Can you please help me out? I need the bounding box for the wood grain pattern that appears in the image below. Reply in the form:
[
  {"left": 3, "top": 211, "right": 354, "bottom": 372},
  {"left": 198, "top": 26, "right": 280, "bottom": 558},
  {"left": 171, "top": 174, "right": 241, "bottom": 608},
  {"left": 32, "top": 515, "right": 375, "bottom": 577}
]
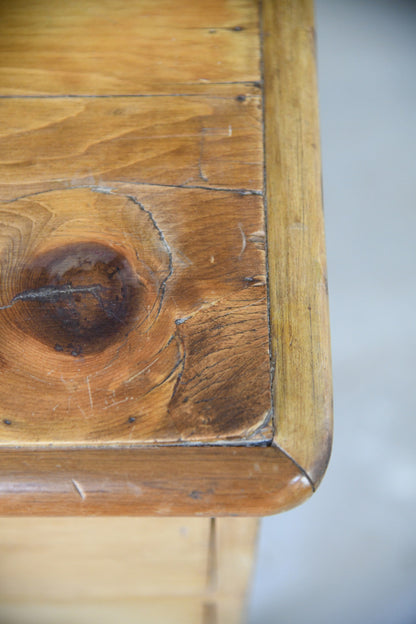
[
  {"left": 0, "top": 446, "right": 312, "bottom": 516},
  {"left": 0, "top": 517, "right": 258, "bottom": 624},
  {"left": 0, "top": 95, "right": 263, "bottom": 201},
  {"left": 0, "top": 184, "right": 271, "bottom": 445},
  {"left": 0, "top": 0, "right": 332, "bottom": 515},
  {"left": 0, "top": 518, "right": 211, "bottom": 598},
  {"left": 0, "top": 3, "right": 333, "bottom": 623},
  {"left": 0, "top": 0, "right": 260, "bottom": 95},
  {"left": 263, "top": 0, "right": 333, "bottom": 487}
]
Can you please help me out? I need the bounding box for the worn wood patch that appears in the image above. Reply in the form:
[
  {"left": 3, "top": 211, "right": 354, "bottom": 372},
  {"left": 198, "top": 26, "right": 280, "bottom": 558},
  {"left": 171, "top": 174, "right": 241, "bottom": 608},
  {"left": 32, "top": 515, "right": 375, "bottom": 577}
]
[
  {"left": 0, "top": 95, "right": 263, "bottom": 201},
  {"left": 0, "top": 185, "right": 271, "bottom": 445},
  {"left": 0, "top": 0, "right": 270, "bottom": 449}
]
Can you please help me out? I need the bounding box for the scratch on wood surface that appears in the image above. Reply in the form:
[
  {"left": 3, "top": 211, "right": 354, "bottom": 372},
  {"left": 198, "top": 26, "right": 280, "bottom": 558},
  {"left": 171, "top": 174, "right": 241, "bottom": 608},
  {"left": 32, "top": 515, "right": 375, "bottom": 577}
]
[
  {"left": 71, "top": 479, "right": 86, "bottom": 500},
  {"left": 86, "top": 376, "right": 93, "bottom": 412},
  {"left": 238, "top": 222, "right": 247, "bottom": 258},
  {"left": 77, "top": 403, "right": 87, "bottom": 419},
  {"left": 126, "top": 351, "right": 164, "bottom": 384},
  {"left": 198, "top": 128, "right": 209, "bottom": 182},
  {"left": 102, "top": 396, "right": 130, "bottom": 410},
  {"left": 248, "top": 230, "right": 265, "bottom": 249},
  {"left": 125, "top": 480, "right": 143, "bottom": 496}
]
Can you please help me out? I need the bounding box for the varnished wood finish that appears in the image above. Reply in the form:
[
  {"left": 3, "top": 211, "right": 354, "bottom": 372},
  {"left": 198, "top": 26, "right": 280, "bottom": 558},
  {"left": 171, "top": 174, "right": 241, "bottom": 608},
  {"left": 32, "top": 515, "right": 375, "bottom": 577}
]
[
  {"left": 263, "top": 0, "right": 333, "bottom": 486},
  {"left": 0, "top": 447, "right": 311, "bottom": 516},
  {"left": 0, "top": 0, "right": 332, "bottom": 515},
  {"left": 0, "top": 517, "right": 258, "bottom": 624},
  {"left": 0, "top": 96, "right": 263, "bottom": 200},
  {"left": 0, "top": 0, "right": 260, "bottom": 96},
  {"left": 0, "top": 186, "right": 271, "bottom": 445}
]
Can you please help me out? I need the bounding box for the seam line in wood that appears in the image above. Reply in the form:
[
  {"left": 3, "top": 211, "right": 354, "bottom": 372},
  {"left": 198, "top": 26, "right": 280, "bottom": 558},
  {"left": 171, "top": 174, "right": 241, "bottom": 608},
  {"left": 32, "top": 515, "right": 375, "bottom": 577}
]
[
  {"left": 259, "top": 0, "right": 276, "bottom": 441},
  {"left": 1, "top": 440, "right": 273, "bottom": 450},
  {"left": 0, "top": 184, "right": 263, "bottom": 205},
  {"left": 271, "top": 442, "right": 315, "bottom": 492},
  {"left": 0, "top": 85, "right": 262, "bottom": 99}
]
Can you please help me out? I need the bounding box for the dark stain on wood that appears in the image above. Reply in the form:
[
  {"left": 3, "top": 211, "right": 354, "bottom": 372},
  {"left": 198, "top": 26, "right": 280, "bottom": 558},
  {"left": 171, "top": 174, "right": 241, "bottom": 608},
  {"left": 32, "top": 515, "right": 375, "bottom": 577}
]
[
  {"left": 10, "top": 242, "right": 141, "bottom": 355},
  {"left": 0, "top": 185, "right": 272, "bottom": 446}
]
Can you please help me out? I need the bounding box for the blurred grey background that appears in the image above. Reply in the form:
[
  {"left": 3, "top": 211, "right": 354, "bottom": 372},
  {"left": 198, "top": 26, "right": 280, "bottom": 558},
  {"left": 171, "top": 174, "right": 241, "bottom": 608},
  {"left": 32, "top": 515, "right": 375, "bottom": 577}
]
[{"left": 249, "top": 1, "right": 416, "bottom": 622}]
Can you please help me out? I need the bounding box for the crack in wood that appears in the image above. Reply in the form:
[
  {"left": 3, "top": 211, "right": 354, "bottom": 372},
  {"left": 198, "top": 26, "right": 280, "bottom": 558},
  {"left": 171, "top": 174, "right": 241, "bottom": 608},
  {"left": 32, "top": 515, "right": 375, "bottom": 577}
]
[{"left": 0, "top": 283, "right": 105, "bottom": 310}]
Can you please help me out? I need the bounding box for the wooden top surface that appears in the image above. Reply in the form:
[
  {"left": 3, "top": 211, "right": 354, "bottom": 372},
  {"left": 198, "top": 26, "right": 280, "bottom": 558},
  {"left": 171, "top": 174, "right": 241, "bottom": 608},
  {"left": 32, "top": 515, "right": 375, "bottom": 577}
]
[{"left": 0, "top": 0, "right": 332, "bottom": 515}]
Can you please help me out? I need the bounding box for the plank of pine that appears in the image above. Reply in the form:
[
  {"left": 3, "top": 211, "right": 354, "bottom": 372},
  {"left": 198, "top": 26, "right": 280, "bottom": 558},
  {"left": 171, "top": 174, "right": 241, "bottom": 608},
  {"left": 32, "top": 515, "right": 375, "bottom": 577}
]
[
  {"left": 0, "top": 599, "right": 205, "bottom": 624},
  {"left": 0, "top": 95, "right": 263, "bottom": 200},
  {"left": 263, "top": 0, "right": 333, "bottom": 487},
  {"left": 0, "top": 0, "right": 260, "bottom": 95},
  {"left": 0, "top": 600, "right": 249, "bottom": 624},
  {"left": 0, "top": 517, "right": 258, "bottom": 624},
  {"left": 0, "top": 518, "right": 210, "bottom": 599},
  {"left": 215, "top": 518, "right": 260, "bottom": 622},
  {"left": 0, "top": 446, "right": 312, "bottom": 516}
]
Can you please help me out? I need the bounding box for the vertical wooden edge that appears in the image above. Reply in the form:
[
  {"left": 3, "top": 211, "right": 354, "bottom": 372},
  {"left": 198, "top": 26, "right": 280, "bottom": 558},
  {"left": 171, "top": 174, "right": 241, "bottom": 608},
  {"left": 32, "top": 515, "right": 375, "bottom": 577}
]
[
  {"left": 215, "top": 518, "right": 260, "bottom": 624},
  {"left": 0, "top": 446, "right": 312, "bottom": 517},
  {"left": 262, "top": 0, "right": 333, "bottom": 487}
]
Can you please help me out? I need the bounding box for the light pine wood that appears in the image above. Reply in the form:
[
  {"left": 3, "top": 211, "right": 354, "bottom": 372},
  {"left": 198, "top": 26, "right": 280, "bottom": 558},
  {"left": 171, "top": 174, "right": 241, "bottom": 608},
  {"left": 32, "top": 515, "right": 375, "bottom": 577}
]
[
  {"left": 0, "top": 446, "right": 312, "bottom": 516},
  {"left": 0, "top": 0, "right": 332, "bottom": 515},
  {"left": 263, "top": 0, "right": 333, "bottom": 488},
  {"left": 0, "top": 186, "right": 271, "bottom": 446},
  {"left": 0, "top": 600, "right": 205, "bottom": 624},
  {"left": 0, "top": 518, "right": 210, "bottom": 598},
  {"left": 0, "top": 0, "right": 260, "bottom": 95},
  {"left": 0, "top": 1, "right": 331, "bottom": 622},
  {"left": 0, "top": 96, "right": 263, "bottom": 201},
  {"left": 0, "top": 517, "right": 258, "bottom": 624}
]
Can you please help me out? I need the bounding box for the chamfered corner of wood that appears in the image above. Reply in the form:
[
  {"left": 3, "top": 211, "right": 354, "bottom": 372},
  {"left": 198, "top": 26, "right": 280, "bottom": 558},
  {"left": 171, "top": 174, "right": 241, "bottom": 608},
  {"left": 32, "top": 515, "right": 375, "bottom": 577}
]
[
  {"left": 250, "top": 445, "right": 316, "bottom": 517},
  {"left": 249, "top": 437, "right": 332, "bottom": 517}
]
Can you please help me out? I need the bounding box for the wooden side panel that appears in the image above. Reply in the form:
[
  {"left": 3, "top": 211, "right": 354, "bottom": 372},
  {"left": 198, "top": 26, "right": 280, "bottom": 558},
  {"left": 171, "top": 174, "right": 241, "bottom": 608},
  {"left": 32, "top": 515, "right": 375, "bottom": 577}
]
[
  {"left": 0, "top": 0, "right": 260, "bottom": 95},
  {"left": 263, "top": 0, "right": 333, "bottom": 486},
  {"left": 0, "top": 600, "right": 204, "bottom": 624},
  {"left": 216, "top": 518, "right": 259, "bottom": 623},
  {"left": 0, "top": 517, "right": 259, "bottom": 624},
  {"left": 0, "top": 518, "right": 210, "bottom": 599}
]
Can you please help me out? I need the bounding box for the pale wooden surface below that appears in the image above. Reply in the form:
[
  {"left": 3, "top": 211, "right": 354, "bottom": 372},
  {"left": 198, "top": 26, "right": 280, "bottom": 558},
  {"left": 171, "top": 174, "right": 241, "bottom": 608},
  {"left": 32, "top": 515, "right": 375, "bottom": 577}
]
[{"left": 0, "top": 517, "right": 258, "bottom": 624}]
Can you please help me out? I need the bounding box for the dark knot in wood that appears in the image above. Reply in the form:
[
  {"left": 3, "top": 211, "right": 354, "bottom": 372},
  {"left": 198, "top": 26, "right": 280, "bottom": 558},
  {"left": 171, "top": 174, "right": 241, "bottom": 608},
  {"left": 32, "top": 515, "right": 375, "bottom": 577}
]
[{"left": 7, "top": 242, "right": 141, "bottom": 356}]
